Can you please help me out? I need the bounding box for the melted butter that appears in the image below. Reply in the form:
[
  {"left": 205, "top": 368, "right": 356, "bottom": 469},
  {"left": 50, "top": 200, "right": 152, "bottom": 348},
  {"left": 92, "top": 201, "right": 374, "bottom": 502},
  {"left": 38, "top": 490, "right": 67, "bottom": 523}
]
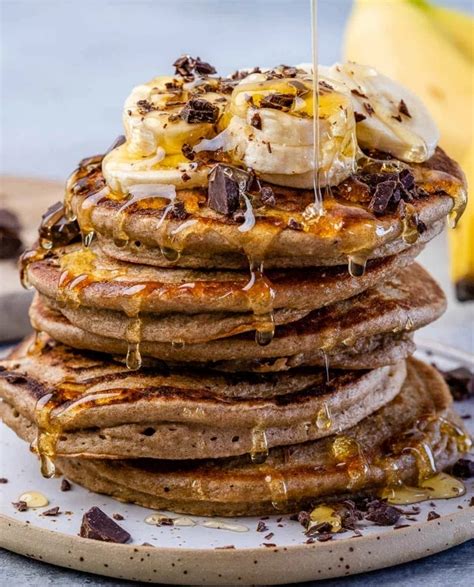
[
  {"left": 309, "top": 504, "right": 342, "bottom": 533},
  {"left": 382, "top": 473, "right": 466, "bottom": 505}
]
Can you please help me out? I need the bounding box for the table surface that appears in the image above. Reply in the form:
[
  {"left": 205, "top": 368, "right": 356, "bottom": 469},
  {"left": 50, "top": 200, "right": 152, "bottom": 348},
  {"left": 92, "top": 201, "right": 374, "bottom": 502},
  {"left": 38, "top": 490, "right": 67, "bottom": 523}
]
[{"left": 1, "top": 0, "right": 473, "bottom": 584}]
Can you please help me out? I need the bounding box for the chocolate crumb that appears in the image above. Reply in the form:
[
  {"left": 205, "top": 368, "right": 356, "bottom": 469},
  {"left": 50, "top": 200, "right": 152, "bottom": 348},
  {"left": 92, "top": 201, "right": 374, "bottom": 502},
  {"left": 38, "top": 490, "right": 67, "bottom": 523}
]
[
  {"left": 265, "top": 532, "right": 275, "bottom": 540},
  {"left": 80, "top": 507, "right": 131, "bottom": 543},
  {"left": 250, "top": 112, "right": 262, "bottom": 130},
  {"left": 354, "top": 112, "right": 367, "bottom": 123},
  {"left": 316, "top": 534, "right": 333, "bottom": 542},
  {"left": 13, "top": 501, "right": 28, "bottom": 512},
  {"left": 288, "top": 218, "right": 303, "bottom": 231},
  {"left": 181, "top": 172, "right": 191, "bottom": 182},
  {"left": 469, "top": 497, "right": 474, "bottom": 507},
  {"left": 399, "top": 99, "right": 411, "bottom": 117},
  {"left": 169, "top": 200, "right": 189, "bottom": 221},
  {"left": 112, "top": 513, "right": 124, "bottom": 521},
  {"left": 392, "top": 114, "right": 402, "bottom": 122},
  {"left": 363, "top": 102, "right": 375, "bottom": 116},
  {"left": 0, "top": 478, "right": 8, "bottom": 484},
  {"left": 43, "top": 507, "right": 61, "bottom": 516},
  {"left": 60, "top": 479, "right": 72, "bottom": 492},
  {"left": 256, "top": 520, "right": 268, "bottom": 532},
  {"left": 215, "top": 545, "right": 236, "bottom": 550},
  {"left": 262, "top": 543, "right": 277, "bottom": 548},
  {"left": 351, "top": 89, "right": 368, "bottom": 99},
  {"left": 452, "top": 458, "right": 474, "bottom": 479},
  {"left": 461, "top": 414, "right": 471, "bottom": 420},
  {"left": 181, "top": 143, "right": 195, "bottom": 160},
  {"left": 427, "top": 511, "right": 440, "bottom": 521},
  {"left": 394, "top": 523, "right": 411, "bottom": 530}
]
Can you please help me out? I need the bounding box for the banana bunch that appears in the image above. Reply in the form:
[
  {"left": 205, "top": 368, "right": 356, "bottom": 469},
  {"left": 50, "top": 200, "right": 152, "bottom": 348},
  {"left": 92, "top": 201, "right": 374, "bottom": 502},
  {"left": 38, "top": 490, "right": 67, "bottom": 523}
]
[{"left": 344, "top": 0, "right": 474, "bottom": 300}]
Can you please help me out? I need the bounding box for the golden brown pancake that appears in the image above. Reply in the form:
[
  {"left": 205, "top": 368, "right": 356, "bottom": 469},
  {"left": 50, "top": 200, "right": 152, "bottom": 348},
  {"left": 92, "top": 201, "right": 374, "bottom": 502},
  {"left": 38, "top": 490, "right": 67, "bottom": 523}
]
[
  {"left": 28, "top": 264, "right": 445, "bottom": 366},
  {"left": 0, "top": 337, "right": 406, "bottom": 460},
  {"left": 2, "top": 358, "right": 468, "bottom": 516},
  {"left": 68, "top": 148, "right": 464, "bottom": 269}
]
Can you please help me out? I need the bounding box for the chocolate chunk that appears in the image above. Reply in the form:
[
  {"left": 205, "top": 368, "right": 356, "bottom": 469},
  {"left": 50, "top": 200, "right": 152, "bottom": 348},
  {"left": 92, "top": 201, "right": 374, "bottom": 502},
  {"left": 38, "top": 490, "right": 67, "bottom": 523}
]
[
  {"left": 260, "top": 93, "right": 294, "bottom": 111},
  {"left": 0, "top": 208, "right": 23, "bottom": 259},
  {"left": 60, "top": 479, "right": 72, "bottom": 492},
  {"left": 351, "top": 89, "right": 368, "bottom": 99},
  {"left": 180, "top": 98, "right": 219, "bottom": 124},
  {"left": 112, "top": 513, "right": 124, "bottom": 521},
  {"left": 297, "top": 510, "right": 311, "bottom": 529},
  {"left": 79, "top": 506, "right": 131, "bottom": 543},
  {"left": 256, "top": 520, "right": 268, "bottom": 532},
  {"left": 39, "top": 202, "right": 81, "bottom": 247},
  {"left": 354, "top": 112, "right": 367, "bottom": 123},
  {"left": 365, "top": 501, "right": 401, "bottom": 526},
  {"left": 260, "top": 185, "right": 276, "bottom": 207},
  {"left": 427, "top": 511, "right": 440, "bottom": 521},
  {"left": 194, "top": 58, "right": 217, "bottom": 75},
  {"left": 439, "top": 366, "right": 474, "bottom": 400},
  {"left": 13, "top": 501, "right": 28, "bottom": 512},
  {"left": 173, "top": 55, "right": 216, "bottom": 78},
  {"left": 452, "top": 458, "right": 474, "bottom": 479},
  {"left": 369, "top": 180, "right": 398, "bottom": 214},
  {"left": 398, "top": 168, "right": 415, "bottom": 191},
  {"left": 43, "top": 506, "right": 61, "bottom": 516},
  {"left": 250, "top": 112, "right": 262, "bottom": 130},
  {"left": 399, "top": 99, "right": 411, "bottom": 117},
  {"left": 208, "top": 164, "right": 248, "bottom": 215}
]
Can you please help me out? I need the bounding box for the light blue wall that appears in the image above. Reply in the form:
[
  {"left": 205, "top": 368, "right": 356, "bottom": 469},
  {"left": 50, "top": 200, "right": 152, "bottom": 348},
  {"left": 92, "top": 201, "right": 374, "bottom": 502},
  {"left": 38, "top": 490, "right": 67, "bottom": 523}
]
[{"left": 1, "top": 0, "right": 472, "bottom": 180}]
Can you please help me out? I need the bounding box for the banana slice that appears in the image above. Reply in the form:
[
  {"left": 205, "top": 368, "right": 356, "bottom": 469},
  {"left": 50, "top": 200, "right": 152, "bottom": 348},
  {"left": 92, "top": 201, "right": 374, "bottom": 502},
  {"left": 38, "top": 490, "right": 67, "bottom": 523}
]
[
  {"left": 226, "top": 74, "right": 357, "bottom": 188},
  {"left": 320, "top": 63, "right": 439, "bottom": 163}
]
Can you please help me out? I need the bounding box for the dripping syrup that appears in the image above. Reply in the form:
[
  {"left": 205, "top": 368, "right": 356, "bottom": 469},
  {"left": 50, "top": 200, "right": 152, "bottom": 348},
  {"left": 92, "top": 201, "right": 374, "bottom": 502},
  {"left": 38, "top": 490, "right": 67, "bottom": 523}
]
[{"left": 250, "top": 427, "right": 269, "bottom": 464}]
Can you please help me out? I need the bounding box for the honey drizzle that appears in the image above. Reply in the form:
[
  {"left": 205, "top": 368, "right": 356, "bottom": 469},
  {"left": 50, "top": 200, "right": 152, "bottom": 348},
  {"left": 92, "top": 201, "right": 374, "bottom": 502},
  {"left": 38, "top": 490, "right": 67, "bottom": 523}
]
[
  {"left": 315, "top": 402, "right": 332, "bottom": 431},
  {"left": 250, "top": 427, "right": 269, "bottom": 464},
  {"left": 243, "top": 259, "right": 276, "bottom": 346},
  {"left": 264, "top": 469, "right": 289, "bottom": 511}
]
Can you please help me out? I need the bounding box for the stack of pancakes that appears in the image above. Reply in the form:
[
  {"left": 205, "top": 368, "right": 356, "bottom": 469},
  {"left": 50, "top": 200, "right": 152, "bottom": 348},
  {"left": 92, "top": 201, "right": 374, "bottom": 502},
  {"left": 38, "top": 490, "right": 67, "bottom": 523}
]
[{"left": 0, "top": 61, "right": 471, "bottom": 516}]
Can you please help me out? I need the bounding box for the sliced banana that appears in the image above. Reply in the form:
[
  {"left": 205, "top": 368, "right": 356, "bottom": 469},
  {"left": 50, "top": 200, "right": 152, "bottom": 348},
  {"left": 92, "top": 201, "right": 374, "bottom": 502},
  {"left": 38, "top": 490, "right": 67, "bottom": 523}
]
[{"left": 321, "top": 63, "right": 439, "bottom": 163}]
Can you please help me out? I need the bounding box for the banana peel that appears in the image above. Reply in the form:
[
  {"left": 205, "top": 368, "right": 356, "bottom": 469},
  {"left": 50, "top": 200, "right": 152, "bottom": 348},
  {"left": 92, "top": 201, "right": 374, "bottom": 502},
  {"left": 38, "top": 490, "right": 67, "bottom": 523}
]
[{"left": 344, "top": 0, "right": 474, "bottom": 301}]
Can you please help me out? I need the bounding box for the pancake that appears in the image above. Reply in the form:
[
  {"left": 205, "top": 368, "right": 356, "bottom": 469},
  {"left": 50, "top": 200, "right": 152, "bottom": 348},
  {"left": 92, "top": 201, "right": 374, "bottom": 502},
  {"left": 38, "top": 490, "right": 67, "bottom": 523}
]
[
  {"left": 0, "top": 337, "right": 406, "bottom": 460},
  {"left": 29, "top": 263, "right": 446, "bottom": 365},
  {"left": 3, "top": 358, "right": 468, "bottom": 516},
  {"left": 27, "top": 242, "right": 421, "bottom": 317},
  {"left": 67, "top": 147, "right": 463, "bottom": 269}
]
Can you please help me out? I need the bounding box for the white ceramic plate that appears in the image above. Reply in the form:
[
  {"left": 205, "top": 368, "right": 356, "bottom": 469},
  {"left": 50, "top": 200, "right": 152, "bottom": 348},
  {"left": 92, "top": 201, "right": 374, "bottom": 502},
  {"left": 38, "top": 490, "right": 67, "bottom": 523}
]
[{"left": 0, "top": 341, "right": 473, "bottom": 585}]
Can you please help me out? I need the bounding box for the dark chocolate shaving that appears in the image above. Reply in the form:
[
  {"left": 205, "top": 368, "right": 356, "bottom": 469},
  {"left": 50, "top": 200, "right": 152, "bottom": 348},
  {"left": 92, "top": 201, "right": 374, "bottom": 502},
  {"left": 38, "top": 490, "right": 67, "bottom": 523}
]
[
  {"left": 256, "top": 520, "right": 268, "bottom": 532},
  {"left": 354, "top": 112, "right": 367, "bottom": 123},
  {"left": 427, "top": 511, "right": 440, "bottom": 521},
  {"left": 363, "top": 102, "right": 375, "bottom": 116},
  {"left": 43, "top": 506, "right": 61, "bottom": 516},
  {"left": 173, "top": 55, "right": 216, "bottom": 78},
  {"left": 260, "top": 93, "right": 294, "bottom": 111},
  {"left": 399, "top": 99, "right": 411, "bottom": 117},
  {"left": 364, "top": 500, "right": 402, "bottom": 526},
  {"left": 250, "top": 112, "right": 262, "bottom": 130},
  {"left": 181, "top": 143, "right": 195, "bottom": 160},
  {"left": 79, "top": 506, "right": 131, "bottom": 543},
  {"left": 12, "top": 501, "right": 28, "bottom": 511},
  {"left": 351, "top": 89, "right": 368, "bottom": 98},
  {"left": 180, "top": 98, "right": 219, "bottom": 124}
]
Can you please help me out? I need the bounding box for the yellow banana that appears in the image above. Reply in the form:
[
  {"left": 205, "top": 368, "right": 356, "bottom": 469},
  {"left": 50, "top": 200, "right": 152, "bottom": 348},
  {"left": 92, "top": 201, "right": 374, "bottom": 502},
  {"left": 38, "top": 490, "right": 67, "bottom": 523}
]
[{"left": 344, "top": 0, "right": 474, "bottom": 300}]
